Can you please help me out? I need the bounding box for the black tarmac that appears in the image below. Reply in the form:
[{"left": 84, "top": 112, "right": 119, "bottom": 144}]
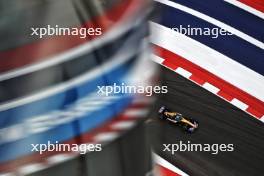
[{"left": 147, "top": 66, "right": 264, "bottom": 176}]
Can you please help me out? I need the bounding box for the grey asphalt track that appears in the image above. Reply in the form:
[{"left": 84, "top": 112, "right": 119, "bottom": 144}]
[{"left": 147, "top": 65, "right": 264, "bottom": 176}]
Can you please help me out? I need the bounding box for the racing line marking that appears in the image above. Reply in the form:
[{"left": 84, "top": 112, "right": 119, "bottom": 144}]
[
  {"left": 123, "top": 108, "right": 149, "bottom": 117},
  {"left": 230, "top": 98, "right": 249, "bottom": 110},
  {"left": 154, "top": 153, "right": 189, "bottom": 176},
  {"left": 18, "top": 163, "right": 47, "bottom": 175},
  {"left": 224, "top": 0, "right": 264, "bottom": 19},
  {"left": 154, "top": 0, "right": 264, "bottom": 50},
  {"left": 93, "top": 132, "right": 119, "bottom": 143},
  {"left": 175, "top": 67, "right": 192, "bottom": 79},
  {"left": 151, "top": 54, "right": 165, "bottom": 64},
  {"left": 46, "top": 154, "right": 76, "bottom": 164},
  {"left": 202, "top": 83, "right": 220, "bottom": 94},
  {"left": 111, "top": 121, "right": 136, "bottom": 130},
  {"left": 260, "top": 116, "right": 264, "bottom": 123},
  {"left": 151, "top": 51, "right": 264, "bottom": 122}
]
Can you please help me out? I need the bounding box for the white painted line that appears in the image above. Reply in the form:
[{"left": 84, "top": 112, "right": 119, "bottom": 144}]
[
  {"left": 81, "top": 100, "right": 111, "bottom": 106},
  {"left": 0, "top": 12, "right": 148, "bottom": 82},
  {"left": 18, "top": 163, "right": 47, "bottom": 175},
  {"left": 231, "top": 98, "right": 249, "bottom": 110},
  {"left": 202, "top": 82, "right": 220, "bottom": 94},
  {"left": 0, "top": 42, "right": 139, "bottom": 112},
  {"left": 150, "top": 22, "right": 264, "bottom": 102},
  {"left": 0, "top": 124, "right": 26, "bottom": 144},
  {"left": 224, "top": 0, "right": 264, "bottom": 19},
  {"left": 111, "top": 121, "right": 135, "bottom": 130},
  {"left": 46, "top": 153, "right": 76, "bottom": 164},
  {"left": 260, "top": 115, "right": 264, "bottom": 123},
  {"left": 72, "top": 105, "right": 101, "bottom": 112},
  {"left": 0, "top": 173, "right": 15, "bottom": 176},
  {"left": 93, "top": 132, "right": 119, "bottom": 143},
  {"left": 151, "top": 54, "right": 165, "bottom": 64},
  {"left": 154, "top": 0, "right": 264, "bottom": 49},
  {"left": 153, "top": 153, "right": 189, "bottom": 176},
  {"left": 132, "top": 96, "right": 155, "bottom": 104},
  {"left": 97, "top": 95, "right": 121, "bottom": 100},
  {"left": 175, "top": 67, "right": 192, "bottom": 78},
  {"left": 124, "top": 108, "right": 149, "bottom": 117}
]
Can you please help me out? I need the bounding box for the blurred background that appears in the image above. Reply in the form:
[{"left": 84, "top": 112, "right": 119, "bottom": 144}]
[
  {"left": 1, "top": 0, "right": 263, "bottom": 176},
  {"left": 0, "top": 0, "right": 160, "bottom": 175}
]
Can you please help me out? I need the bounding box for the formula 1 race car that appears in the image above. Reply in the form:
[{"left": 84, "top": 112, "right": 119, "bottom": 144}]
[{"left": 158, "top": 106, "right": 199, "bottom": 133}]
